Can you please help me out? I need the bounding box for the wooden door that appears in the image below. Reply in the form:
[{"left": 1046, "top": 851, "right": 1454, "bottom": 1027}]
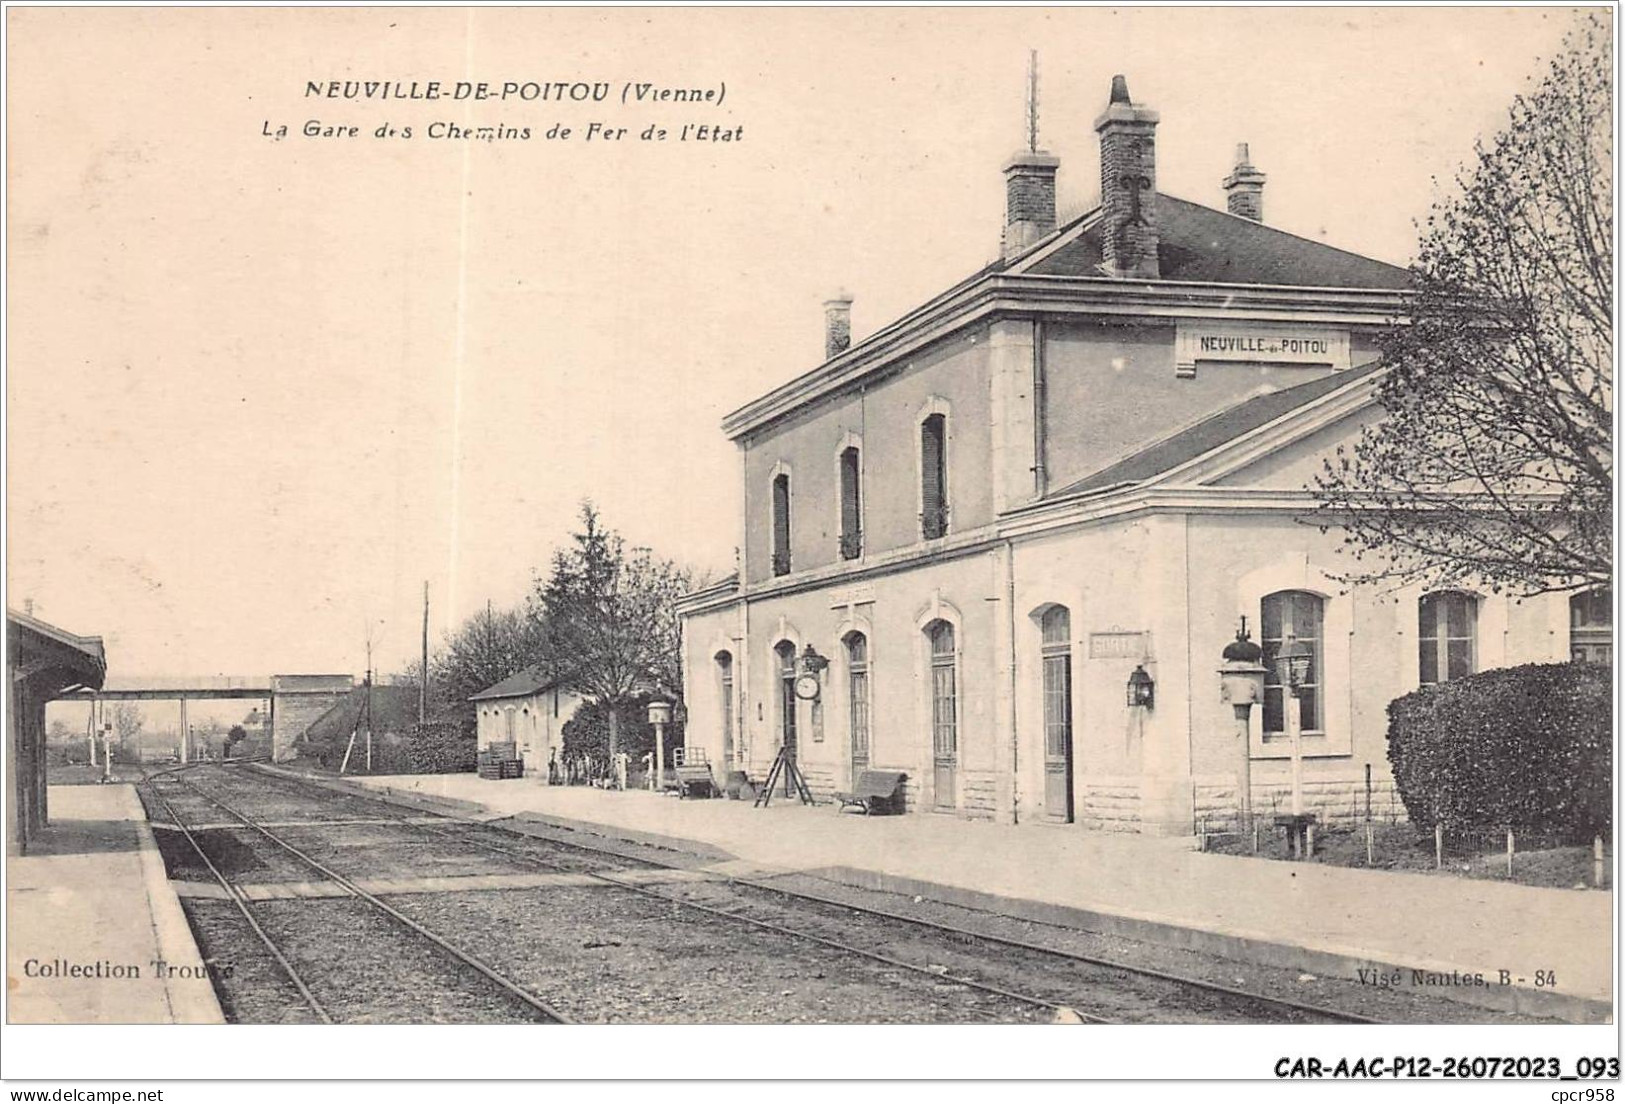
[
  {"left": 1041, "top": 607, "right": 1074, "bottom": 822},
  {"left": 929, "top": 622, "right": 957, "bottom": 809},
  {"left": 846, "top": 633, "right": 871, "bottom": 784}
]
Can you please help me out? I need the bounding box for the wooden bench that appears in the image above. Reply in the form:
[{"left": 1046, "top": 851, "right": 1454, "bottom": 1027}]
[
  {"left": 833, "top": 770, "right": 907, "bottom": 815},
  {"left": 673, "top": 764, "right": 718, "bottom": 799}
]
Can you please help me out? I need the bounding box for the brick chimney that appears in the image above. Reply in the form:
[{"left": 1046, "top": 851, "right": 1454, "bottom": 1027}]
[
  {"left": 1002, "top": 151, "right": 1060, "bottom": 260},
  {"left": 1094, "top": 75, "right": 1160, "bottom": 278},
  {"left": 823, "top": 291, "right": 853, "bottom": 359},
  {"left": 1223, "top": 142, "right": 1266, "bottom": 222}
]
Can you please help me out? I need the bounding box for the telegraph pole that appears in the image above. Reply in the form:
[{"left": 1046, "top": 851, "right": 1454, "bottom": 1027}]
[
  {"left": 365, "top": 635, "right": 374, "bottom": 773},
  {"left": 420, "top": 581, "right": 429, "bottom": 725}
]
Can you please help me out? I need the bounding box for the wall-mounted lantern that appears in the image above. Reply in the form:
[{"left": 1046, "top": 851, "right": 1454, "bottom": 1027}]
[
  {"left": 1126, "top": 664, "right": 1155, "bottom": 709},
  {"left": 799, "top": 643, "right": 829, "bottom": 675}
]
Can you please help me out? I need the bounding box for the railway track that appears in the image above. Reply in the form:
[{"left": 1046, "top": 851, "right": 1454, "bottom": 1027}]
[
  {"left": 221, "top": 763, "right": 1380, "bottom": 1025},
  {"left": 145, "top": 763, "right": 572, "bottom": 1024}
]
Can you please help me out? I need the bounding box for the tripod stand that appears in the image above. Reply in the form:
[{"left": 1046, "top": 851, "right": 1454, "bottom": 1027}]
[{"left": 754, "top": 741, "right": 813, "bottom": 806}]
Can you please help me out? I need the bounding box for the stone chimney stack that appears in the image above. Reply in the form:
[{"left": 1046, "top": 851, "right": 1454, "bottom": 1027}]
[
  {"left": 1094, "top": 75, "right": 1160, "bottom": 279},
  {"left": 1002, "top": 151, "right": 1061, "bottom": 260},
  {"left": 1223, "top": 142, "right": 1266, "bottom": 222},
  {"left": 823, "top": 291, "right": 853, "bottom": 359}
]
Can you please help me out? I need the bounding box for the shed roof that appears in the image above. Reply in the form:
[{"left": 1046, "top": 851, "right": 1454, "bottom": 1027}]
[
  {"left": 6, "top": 608, "right": 107, "bottom": 691},
  {"left": 469, "top": 665, "right": 564, "bottom": 703},
  {"left": 1049, "top": 358, "right": 1385, "bottom": 498}
]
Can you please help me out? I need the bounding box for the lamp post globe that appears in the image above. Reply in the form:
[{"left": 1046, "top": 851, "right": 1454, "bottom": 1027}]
[{"left": 1276, "top": 636, "right": 1313, "bottom": 696}]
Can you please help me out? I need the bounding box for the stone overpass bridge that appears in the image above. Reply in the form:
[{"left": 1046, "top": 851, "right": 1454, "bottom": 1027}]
[{"left": 75, "top": 674, "right": 354, "bottom": 762}]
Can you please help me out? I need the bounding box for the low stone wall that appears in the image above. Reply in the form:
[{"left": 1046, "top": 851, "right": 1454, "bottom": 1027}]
[
  {"left": 1193, "top": 773, "right": 1407, "bottom": 832},
  {"left": 1078, "top": 776, "right": 1141, "bottom": 832}
]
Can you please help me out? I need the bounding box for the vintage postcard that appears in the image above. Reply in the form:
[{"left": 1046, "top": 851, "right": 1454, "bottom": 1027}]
[{"left": 4, "top": 4, "right": 1615, "bottom": 1091}]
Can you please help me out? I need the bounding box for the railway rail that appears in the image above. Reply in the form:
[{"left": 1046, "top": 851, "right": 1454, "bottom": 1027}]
[
  {"left": 208, "top": 762, "right": 1381, "bottom": 1025},
  {"left": 145, "top": 762, "right": 572, "bottom": 1024}
]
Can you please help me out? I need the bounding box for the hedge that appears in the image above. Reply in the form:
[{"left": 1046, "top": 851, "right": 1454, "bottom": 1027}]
[
  {"left": 297, "top": 721, "right": 475, "bottom": 775},
  {"left": 561, "top": 693, "right": 684, "bottom": 761},
  {"left": 1387, "top": 663, "right": 1611, "bottom": 839}
]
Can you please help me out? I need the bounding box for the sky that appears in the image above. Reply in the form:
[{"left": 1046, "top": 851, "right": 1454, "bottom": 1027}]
[{"left": 6, "top": 6, "right": 1592, "bottom": 681}]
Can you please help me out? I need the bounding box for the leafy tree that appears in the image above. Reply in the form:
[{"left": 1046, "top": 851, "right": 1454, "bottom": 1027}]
[
  {"left": 1315, "top": 14, "right": 1611, "bottom": 595},
  {"left": 533, "top": 501, "right": 696, "bottom": 760},
  {"left": 225, "top": 724, "right": 249, "bottom": 756},
  {"left": 560, "top": 691, "right": 685, "bottom": 764}
]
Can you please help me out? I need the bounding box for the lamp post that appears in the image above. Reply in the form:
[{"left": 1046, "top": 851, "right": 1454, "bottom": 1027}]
[
  {"left": 1218, "top": 619, "right": 1266, "bottom": 844},
  {"left": 1273, "top": 634, "right": 1316, "bottom": 857},
  {"left": 647, "top": 698, "right": 673, "bottom": 793}
]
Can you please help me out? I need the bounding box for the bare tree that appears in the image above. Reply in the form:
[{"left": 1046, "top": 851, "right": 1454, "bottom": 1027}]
[
  {"left": 533, "top": 501, "right": 696, "bottom": 760},
  {"left": 110, "top": 701, "right": 144, "bottom": 761},
  {"left": 396, "top": 602, "right": 549, "bottom": 727},
  {"left": 1315, "top": 13, "right": 1612, "bottom": 595}
]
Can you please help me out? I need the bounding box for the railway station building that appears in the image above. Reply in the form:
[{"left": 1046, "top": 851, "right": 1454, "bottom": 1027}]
[{"left": 676, "top": 76, "right": 1605, "bottom": 835}]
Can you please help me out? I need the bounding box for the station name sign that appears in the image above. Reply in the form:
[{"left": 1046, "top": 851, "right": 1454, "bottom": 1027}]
[{"left": 1175, "top": 323, "right": 1350, "bottom": 378}]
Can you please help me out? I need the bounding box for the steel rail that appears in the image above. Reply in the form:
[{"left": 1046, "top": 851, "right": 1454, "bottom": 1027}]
[
  {"left": 140, "top": 770, "right": 333, "bottom": 1023},
  {"left": 222, "top": 766, "right": 1086, "bottom": 1022},
  {"left": 238, "top": 764, "right": 1379, "bottom": 1025},
  {"left": 167, "top": 772, "right": 574, "bottom": 1025}
]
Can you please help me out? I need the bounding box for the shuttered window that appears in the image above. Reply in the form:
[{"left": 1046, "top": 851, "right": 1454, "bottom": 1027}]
[
  {"left": 920, "top": 414, "right": 948, "bottom": 539},
  {"left": 771, "top": 473, "right": 791, "bottom": 576},
  {"left": 839, "top": 447, "right": 862, "bottom": 559}
]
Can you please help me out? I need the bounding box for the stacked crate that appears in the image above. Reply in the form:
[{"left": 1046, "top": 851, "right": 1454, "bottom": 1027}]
[{"left": 478, "top": 740, "right": 524, "bottom": 780}]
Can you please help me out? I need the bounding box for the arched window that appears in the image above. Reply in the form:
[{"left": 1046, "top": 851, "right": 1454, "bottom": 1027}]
[
  {"left": 1261, "top": 590, "right": 1323, "bottom": 735},
  {"left": 771, "top": 473, "right": 792, "bottom": 576},
  {"left": 845, "top": 632, "right": 870, "bottom": 772},
  {"left": 775, "top": 641, "right": 798, "bottom": 749},
  {"left": 839, "top": 446, "right": 862, "bottom": 560},
  {"left": 927, "top": 620, "right": 957, "bottom": 808},
  {"left": 716, "top": 651, "right": 735, "bottom": 764},
  {"left": 1571, "top": 587, "right": 1612, "bottom": 665},
  {"left": 920, "top": 413, "right": 949, "bottom": 539},
  {"left": 1419, "top": 591, "right": 1478, "bottom": 685}
]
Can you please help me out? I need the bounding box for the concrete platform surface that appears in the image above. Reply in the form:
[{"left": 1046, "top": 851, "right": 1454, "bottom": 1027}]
[
  {"left": 352, "top": 772, "right": 1614, "bottom": 1021},
  {"left": 5, "top": 784, "right": 224, "bottom": 1024}
]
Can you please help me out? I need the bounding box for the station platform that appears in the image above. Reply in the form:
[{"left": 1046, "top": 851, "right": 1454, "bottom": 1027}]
[
  {"left": 5, "top": 784, "right": 224, "bottom": 1024},
  {"left": 346, "top": 771, "right": 1614, "bottom": 1023}
]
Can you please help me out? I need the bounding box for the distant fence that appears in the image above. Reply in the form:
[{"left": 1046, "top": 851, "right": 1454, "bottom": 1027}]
[{"left": 1197, "top": 763, "right": 1609, "bottom": 888}]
